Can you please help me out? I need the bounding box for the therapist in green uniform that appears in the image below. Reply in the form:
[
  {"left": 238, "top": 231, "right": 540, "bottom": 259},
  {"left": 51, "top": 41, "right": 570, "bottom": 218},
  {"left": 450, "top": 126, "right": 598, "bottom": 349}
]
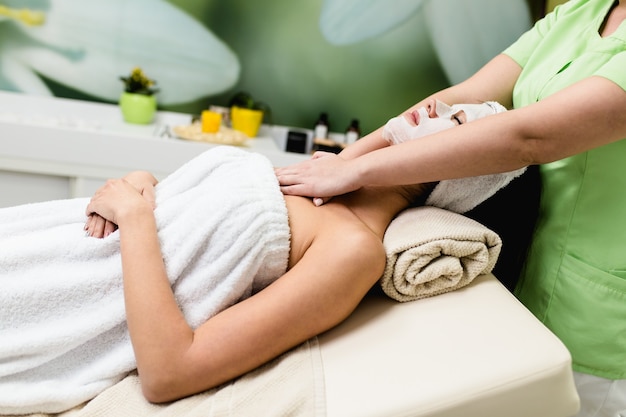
[{"left": 276, "top": 1, "right": 626, "bottom": 415}]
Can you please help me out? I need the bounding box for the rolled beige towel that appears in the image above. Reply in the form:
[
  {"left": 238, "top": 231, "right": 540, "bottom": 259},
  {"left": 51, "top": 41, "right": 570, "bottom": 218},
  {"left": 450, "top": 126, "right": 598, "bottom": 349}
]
[{"left": 381, "top": 206, "right": 502, "bottom": 302}]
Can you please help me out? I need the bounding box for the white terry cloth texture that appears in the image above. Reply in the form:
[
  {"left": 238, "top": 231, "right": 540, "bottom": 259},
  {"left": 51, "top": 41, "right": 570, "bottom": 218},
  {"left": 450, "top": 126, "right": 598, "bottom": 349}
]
[
  {"left": 383, "top": 100, "right": 527, "bottom": 213},
  {"left": 0, "top": 146, "right": 290, "bottom": 415},
  {"left": 425, "top": 167, "right": 526, "bottom": 214},
  {"left": 381, "top": 206, "right": 502, "bottom": 302}
]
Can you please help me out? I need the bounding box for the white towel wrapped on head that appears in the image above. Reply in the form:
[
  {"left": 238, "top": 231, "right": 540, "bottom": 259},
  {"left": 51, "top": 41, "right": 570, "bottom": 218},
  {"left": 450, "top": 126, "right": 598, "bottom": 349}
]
[{"left": 0, "top": 146, "right": 290, "bottom": 415}]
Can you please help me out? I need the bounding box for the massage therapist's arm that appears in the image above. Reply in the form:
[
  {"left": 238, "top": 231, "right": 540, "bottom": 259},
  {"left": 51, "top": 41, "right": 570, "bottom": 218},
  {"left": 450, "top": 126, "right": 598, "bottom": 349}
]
[
  {"left": 277, "top": 55, "right": 626, "bottom": 198},
  {"left": 276, "top": 54, "right": 522, "bottom": 197},
  {"left": 287, "top": 54, "right": 523, "bottom": 205},
  {"left": 349, "top": 75, "right": 626, "bottom": 187},
  {"left": 336, "top": 55, "right": 522, "bottom": 162}
]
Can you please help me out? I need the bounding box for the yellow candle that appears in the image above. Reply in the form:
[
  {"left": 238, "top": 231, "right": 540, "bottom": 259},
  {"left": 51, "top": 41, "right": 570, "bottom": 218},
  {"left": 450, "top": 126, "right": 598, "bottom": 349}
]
[{"left": 201, "top": 110, "right": 222, "bottom": 133}]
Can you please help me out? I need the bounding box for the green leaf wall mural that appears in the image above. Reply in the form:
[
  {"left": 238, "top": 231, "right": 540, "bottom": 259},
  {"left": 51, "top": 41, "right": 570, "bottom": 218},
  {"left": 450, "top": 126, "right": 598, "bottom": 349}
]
[
  {"left": 0, "top": 0, "right": 536, "bottom": 135},
  {"left": 0, "top": 0, "right": 239, "bottom": 103}
]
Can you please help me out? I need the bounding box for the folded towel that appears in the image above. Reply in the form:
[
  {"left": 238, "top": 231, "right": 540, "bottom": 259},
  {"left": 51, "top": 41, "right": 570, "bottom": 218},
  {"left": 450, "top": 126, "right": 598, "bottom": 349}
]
[
  {"left": 0, "top": 146, "right": 290, "bottom": 415},
  {"left": 380, "top": 206, "right": 501, "bottom": 302}
]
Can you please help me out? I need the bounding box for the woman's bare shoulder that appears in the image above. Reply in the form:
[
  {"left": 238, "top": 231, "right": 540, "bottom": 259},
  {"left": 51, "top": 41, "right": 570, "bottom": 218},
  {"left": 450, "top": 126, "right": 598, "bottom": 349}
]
[{"left": 284, "top": 194, "right": 385, "bottom": 269}]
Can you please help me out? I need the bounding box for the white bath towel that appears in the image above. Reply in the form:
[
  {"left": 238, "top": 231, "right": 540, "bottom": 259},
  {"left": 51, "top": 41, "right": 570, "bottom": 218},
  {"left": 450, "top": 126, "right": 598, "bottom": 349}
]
[
  {"left": 425, "top": 167, "right": 527, "bottom": 213},
  {"left": 381, "top": 206, "right": 501, "bottom": 302},
  {"left": 0, "top": 146, "right": 290, "bottom": 415}
]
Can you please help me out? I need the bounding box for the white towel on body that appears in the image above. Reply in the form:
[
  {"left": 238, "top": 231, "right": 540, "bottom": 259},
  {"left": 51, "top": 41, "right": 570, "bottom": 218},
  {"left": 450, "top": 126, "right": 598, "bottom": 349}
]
[{"left": 0, "top": 146, "right": 290, "bottom": 415}]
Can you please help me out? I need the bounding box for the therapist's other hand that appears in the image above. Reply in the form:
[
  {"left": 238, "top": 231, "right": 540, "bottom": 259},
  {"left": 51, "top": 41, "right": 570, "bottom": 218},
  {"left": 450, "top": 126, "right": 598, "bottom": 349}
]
[
  {"left": 276, "top": 152, "right": 361, "bottom": 199},
  {"left": 310, "top": 152, "right": 334, "bottom": 206}
]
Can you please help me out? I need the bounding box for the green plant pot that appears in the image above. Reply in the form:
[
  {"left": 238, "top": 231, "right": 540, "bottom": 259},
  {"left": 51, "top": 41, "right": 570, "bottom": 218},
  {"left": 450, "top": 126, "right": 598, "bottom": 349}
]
[{"left": 119, "top": 92, "right": 157, "bottom": 124}]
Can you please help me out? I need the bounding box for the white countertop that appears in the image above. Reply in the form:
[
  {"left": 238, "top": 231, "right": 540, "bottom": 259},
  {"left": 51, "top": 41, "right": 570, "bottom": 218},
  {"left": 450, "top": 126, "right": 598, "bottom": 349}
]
[{"left": 0, "top": 91, "right": 308, "bottom": 180}]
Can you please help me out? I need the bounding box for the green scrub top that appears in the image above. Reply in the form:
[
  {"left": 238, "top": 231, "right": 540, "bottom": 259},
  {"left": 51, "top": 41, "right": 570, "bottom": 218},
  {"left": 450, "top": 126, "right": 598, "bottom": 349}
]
[{"left": 503, "top": 0, "right": 626, "bottom": 379}]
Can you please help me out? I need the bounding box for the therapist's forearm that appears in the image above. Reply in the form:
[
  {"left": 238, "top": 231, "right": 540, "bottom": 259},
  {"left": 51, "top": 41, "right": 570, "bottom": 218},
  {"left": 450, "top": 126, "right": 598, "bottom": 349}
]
[
  {"left": 352, "top": 113, "right": 529, "bottom": 187},
  {"left": 410, "top": 54, "right": 521, "bottom": 111},
  {"left": 339, "top": 89, "right": 478, "bottom": 161},
  {"left": 338, "top": 127, "right": 389, "bottom": 159},
  {"left": 339, "top": 55, "right": 521, "bottom": 163}
]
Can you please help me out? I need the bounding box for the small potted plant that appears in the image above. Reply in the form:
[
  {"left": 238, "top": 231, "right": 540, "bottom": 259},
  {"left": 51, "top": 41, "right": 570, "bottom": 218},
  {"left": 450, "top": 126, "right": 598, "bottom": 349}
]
[{"left": 119, "top": 67, "right": 159, "bottom": 124}]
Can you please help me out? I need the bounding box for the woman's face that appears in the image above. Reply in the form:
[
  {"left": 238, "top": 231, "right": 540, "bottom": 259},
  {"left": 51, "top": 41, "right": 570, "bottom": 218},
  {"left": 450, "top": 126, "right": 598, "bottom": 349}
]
[
  {"left": 407, "top": 100, "right": 464, "bottom": 127},
  {"left": 383, "top": 100, "right": 503, "bottom": 145}
]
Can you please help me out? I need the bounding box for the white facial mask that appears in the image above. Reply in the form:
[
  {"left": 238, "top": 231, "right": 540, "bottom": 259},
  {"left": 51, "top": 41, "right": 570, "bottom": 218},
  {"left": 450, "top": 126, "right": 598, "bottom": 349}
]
[
  {"left": 382, "top": 100, "right": 505, "bottom": 145},
  {"left": 450, "top": 102, "right": 506, "bottom": 123},
  {"left": 382, "top": 106, "right": 455, "bottom": 145}
]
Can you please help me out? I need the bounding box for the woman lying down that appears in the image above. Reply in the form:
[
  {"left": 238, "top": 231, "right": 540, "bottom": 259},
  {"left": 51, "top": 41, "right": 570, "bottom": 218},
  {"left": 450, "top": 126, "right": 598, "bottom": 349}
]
[{"left": 0, "top": 100, "right": 520, "bottom": 414}]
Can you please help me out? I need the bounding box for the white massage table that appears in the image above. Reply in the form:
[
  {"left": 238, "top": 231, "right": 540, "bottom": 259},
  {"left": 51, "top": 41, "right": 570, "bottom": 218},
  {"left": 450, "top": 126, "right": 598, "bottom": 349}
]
[
  {"left": 11, "top": 274, "right": 579, "bottom": 417},
  {"left": 6, "top": 207, "right": 580, "bottom": 417},
  {"left": 320, "top": 273, "right": 580, "bottom": 417},
  {"left": 8, "top": 255, "right": 579, "bottom": 417}
]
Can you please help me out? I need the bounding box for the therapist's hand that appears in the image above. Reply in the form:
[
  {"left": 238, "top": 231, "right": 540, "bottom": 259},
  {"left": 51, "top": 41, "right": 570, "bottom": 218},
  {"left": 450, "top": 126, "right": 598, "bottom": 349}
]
[
  {"left": 275, "top": 151, "right": 361, "bottom": 200},
  {"left": 309, "top": 151, "right": 336, "bottom": 206}
]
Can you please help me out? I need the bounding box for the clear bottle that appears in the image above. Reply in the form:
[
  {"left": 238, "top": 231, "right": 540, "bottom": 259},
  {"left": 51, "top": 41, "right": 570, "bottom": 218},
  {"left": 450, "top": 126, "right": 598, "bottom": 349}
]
[
  {"left": 314, "top": 112, "right": 329, "bottom": 139},
  {"left": 345, "top": 118, "right": 361, "bottom": 145}
]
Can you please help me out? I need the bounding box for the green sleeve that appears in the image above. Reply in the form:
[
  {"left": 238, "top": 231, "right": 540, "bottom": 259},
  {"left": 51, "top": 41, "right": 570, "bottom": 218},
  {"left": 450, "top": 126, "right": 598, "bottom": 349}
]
[
  {"left": 595, "top": 52, "right": 626, "bottom": 91},
  {"left": 502, "top": 2, "right": 568, "bottom": 67}
]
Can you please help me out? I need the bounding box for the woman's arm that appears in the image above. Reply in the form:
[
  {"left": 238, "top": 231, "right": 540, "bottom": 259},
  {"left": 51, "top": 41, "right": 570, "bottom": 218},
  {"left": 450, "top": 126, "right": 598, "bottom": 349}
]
[
  {"left": 312, "top": 54, "right": 523, "bottom": 165},
  {"left": 278, "top": 71, "right": 626, "bottom": 198},
  {"left": 86, "top": 178, "right": 198, "bottom": 400},
  {"left": 353, "top": 75, "right": 626, "bottom": 187},
  {"left": 347, "top": 54, "right": 522, "bottom": 158},
  {"left": 86, "top": 183, "right": 386, "bottom": 403},
  {"left": 136, "top": 226, "right": 385, "bottom": 403},
  {"left": 276, "top": 54, "right": 522, "bottom": 197}
]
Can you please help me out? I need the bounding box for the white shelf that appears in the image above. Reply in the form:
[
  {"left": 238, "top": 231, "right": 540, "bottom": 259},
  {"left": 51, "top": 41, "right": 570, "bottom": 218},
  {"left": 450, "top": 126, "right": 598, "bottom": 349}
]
[{"left": 0, "top": 91, "right": 309, "bottom": 206}]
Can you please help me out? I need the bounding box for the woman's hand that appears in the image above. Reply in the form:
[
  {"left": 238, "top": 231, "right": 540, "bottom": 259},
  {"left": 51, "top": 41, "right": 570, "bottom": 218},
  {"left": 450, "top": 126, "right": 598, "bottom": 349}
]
[
  {"left": 84, "top": 213, "right": 118, "bottom": 238},
  {"left": 122, "top": 171, "right": 158, "bottom": 209},
  {"left": 85, "top": 171, "right": 157, "bottom": 238},
  {"left": 275, "top": 152, "right": 361, "bottom": 200}
]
